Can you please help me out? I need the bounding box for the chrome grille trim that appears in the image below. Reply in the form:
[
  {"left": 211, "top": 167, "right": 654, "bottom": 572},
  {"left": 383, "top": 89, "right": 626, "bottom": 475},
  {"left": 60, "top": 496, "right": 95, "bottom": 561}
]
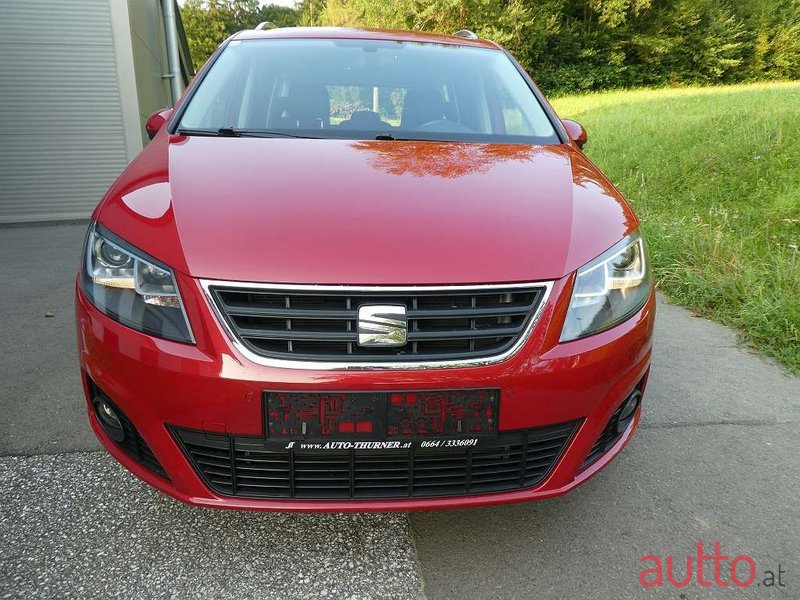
[{"left": 200, "top": 280, "right": 554, "bottom": 370}]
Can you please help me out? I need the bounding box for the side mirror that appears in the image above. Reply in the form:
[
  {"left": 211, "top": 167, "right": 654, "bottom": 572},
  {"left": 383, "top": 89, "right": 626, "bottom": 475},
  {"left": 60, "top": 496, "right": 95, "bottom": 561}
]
[
  {"left": 561, "top": 119, "right": 588, "bottom": 149},
  {"left": 145, "top": 108, "right": 174, "bottom": 140}
]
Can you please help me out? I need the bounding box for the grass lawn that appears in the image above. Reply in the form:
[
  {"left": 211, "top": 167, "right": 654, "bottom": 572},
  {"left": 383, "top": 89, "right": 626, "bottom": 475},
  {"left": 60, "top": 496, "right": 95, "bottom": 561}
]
[{"left": 552, "top": 82, "right": 800, "bottom": 372}]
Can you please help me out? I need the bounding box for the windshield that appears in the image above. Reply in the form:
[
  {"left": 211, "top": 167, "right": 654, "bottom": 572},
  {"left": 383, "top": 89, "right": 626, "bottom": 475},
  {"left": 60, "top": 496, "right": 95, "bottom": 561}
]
[{"left": 176, "top": 38, "right": 559, "bottom": 144}]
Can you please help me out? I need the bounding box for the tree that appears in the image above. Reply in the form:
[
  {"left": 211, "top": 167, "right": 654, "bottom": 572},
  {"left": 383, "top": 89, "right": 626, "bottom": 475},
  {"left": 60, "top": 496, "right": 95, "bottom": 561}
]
[
  {"left": 182, "top": 0, "right": 300, "bottom": 67},
  {"left": 182, "top": 0, "right": 229, "bottom": 67},
  {"left": 182, "top": 0, "right": 800, "bottom": 94}
]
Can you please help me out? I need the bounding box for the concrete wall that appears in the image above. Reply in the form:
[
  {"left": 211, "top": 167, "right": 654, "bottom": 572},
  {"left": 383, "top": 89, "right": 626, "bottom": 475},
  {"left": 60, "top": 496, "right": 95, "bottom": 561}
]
[{"left": 128, "top": 0, "right": 174, "bottom": 146}]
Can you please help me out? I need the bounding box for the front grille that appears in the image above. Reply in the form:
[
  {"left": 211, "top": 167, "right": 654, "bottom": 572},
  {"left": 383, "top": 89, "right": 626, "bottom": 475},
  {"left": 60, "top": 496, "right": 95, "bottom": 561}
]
[
  {"left": 207, "top": 284, "right": 547, "bottom": 363},
  {"left": 172, "top": 421, "right": 578, "bottom": 500}
]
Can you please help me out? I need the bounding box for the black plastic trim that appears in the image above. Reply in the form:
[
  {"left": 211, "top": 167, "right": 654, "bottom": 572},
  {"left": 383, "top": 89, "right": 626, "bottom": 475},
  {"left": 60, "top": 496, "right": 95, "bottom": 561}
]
[
  {"left": 580, "top": 379, "right": 645, "bottom": 470},
  {"left": 87, "top": 377, "right": 169, "bottom": 480},
  {"left": 171, "top": 420, "right": 579, "bottom": 500}
]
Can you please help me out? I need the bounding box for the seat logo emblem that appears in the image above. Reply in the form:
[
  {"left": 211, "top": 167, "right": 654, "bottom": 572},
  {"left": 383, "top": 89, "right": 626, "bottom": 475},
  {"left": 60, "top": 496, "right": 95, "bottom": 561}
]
[{"left": 357, "top": 305, "right": 408, "bottom": 347}]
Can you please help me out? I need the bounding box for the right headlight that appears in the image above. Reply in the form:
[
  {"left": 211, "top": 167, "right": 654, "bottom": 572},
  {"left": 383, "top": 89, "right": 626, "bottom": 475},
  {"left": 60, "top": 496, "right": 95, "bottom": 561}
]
[
  {"left": 560, "top": 230, "right": 652, "bottom": 342},
  {"left": 80, "top": 222, "right": 194, "bottom": 343}
]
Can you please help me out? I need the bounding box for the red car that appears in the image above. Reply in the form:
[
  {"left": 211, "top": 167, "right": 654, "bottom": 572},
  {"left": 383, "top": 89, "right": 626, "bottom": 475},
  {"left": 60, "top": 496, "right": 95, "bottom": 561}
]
[{"left": 76, "top": 27, "right": 654, "bottom": 511}]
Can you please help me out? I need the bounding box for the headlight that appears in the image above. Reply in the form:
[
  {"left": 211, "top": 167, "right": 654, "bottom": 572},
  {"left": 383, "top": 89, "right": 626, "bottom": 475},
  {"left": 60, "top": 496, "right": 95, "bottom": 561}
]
[
  {"left": 81, "top": 223, "right": 194, "bottom": 343},
  {"left": 560, "top": 230, "right": 651, "bottom": 342}
]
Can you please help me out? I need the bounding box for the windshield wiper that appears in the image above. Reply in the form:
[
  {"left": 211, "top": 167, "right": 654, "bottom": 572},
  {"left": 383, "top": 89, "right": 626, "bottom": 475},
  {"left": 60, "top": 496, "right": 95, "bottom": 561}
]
[
  {"left": 374, "top": 133, "right": 430, "bottom": 141},
  {"left": 175, "top": 127, "right": 238, "bottom": 137},
  {"left": 176, "top": 127, "right": 322, "bottom": 139},
  {"left": 218, "top": 127, "right": 323, "bottom": 139}
]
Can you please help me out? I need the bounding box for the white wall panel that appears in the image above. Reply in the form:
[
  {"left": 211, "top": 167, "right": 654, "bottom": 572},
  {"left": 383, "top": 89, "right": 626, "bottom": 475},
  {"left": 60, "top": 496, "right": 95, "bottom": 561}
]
[{"left": 0, "top": 0, "right": 131, "bottom": 222}]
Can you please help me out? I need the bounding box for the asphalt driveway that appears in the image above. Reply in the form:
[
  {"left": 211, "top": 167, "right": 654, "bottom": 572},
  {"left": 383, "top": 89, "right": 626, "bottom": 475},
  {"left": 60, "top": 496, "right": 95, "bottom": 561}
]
[{"left": 1, "top": 222, "right": 798, "bottom": 599}]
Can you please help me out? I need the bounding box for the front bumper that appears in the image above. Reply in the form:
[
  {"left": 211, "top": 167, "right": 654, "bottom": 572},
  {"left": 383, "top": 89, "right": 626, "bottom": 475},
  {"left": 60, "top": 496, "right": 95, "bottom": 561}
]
[{"left": 76, "top": 273, "right": 655, "bottom": 511}]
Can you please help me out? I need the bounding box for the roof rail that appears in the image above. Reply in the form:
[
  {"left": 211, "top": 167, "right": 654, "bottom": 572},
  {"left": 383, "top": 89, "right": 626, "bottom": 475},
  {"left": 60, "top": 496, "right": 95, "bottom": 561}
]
[
  {"left": 453, "top": 29, "right": 478, "bottom": 40},
  {"left": 255, "top": 21, "right": 278, "bottom": 31}
]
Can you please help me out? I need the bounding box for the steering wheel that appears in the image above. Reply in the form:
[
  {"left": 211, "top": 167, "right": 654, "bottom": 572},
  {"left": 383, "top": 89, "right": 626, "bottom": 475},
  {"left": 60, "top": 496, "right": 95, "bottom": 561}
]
[{"left": 415, "top": 119, "right": 475, "bottom": 133}]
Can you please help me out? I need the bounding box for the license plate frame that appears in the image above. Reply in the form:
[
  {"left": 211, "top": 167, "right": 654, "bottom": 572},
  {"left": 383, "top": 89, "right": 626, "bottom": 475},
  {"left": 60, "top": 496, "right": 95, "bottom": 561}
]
[{"left": 263, "top": 389, "right": 499, "bottom": 445}]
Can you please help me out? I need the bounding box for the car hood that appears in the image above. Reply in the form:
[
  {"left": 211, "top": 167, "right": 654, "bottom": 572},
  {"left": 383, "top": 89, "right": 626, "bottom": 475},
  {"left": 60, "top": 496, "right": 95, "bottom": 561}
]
[{"left": 97, "top": 136, "right": 637, "bottom": 284}]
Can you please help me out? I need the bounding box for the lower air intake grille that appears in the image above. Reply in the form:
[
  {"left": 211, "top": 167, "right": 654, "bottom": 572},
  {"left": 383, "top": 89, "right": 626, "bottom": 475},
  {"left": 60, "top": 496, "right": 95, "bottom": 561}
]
[
  {"left": 581, "top": 399, "right": 629, "bottom": 470},
  {"left": 581, "top": 378, "right": 646, "bottom": 470},
  {"left": 172, "top": 422, "right": 578, "bottom": 500},
  {"left": 88, "top": 379, "right": 169, "bottom": 479}
]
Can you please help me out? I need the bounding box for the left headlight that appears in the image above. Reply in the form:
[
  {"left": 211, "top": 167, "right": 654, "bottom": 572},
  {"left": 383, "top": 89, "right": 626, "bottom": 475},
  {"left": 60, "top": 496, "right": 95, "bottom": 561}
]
[
  {"left": 560, "top": 230, "right": 652, "bottom": 342},
  {"left": 81, "top": 222, "right": 194, "bottom": 343}
]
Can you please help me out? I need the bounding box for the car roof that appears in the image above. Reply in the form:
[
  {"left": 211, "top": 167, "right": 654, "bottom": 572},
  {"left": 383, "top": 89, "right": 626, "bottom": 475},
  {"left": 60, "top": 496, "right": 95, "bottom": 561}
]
[{"left": 232, "top": 27, "right": 501, "bottom": 50}]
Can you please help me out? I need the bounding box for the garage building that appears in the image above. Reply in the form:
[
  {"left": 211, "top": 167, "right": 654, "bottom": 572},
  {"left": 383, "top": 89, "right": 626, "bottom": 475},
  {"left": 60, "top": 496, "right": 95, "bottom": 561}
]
[{"left": 0, "top": 0, "right": 193, "bottom": 223}]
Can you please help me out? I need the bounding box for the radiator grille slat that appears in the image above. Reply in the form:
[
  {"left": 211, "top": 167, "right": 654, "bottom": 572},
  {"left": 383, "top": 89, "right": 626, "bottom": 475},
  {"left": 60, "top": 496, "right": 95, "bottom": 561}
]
[
  {"left": 209, "top": 285, "right": 547, "bottom": 363},
  {"left": 172, "top": 421, "right": 579, "bottom": 500}
]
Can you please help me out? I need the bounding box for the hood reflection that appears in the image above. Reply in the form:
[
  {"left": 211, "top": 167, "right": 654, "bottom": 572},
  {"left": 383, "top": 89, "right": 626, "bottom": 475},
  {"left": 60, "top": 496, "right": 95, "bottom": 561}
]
[
  {"left": 350, "top": 141, "right": 539, "bottom": 178},
  {"left": 121, "top": 181, "right": 171, "bottom": 220}
]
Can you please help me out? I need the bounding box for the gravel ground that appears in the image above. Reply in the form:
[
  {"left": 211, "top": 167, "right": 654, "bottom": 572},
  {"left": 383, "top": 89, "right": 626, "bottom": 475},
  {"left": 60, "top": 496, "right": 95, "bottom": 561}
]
[{"left": 0, "top": 453, "right": 421, "bottom": 600}]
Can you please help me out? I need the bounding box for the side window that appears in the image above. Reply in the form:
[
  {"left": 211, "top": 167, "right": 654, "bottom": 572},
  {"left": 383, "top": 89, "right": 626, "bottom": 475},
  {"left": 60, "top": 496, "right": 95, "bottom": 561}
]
[
  {"left": 328, "top": 86, "right": 367, "bottom": 124},
  {"left": 180, "top": 43, "right": 249, "bottom": 129},
  {"left": 235, "top": 62, "right": 258, "bottom": 128},
  {"left": 265, "top": 79, "right": 291, "bottom": 128},
  {"left": 486, "top": 54, "right": 555, "bottom": 137},
  {"left": 451, "top": 77, "right": 491, "bottom": 134},
  {"left": 495, "top": 80, "right": 534, "bottom": 136},
  {"left": 383, "top": 88, "right": 406, "bottom": 126},
  {"left": 327, "top": 86, "right": 407, "bottom": 126}
]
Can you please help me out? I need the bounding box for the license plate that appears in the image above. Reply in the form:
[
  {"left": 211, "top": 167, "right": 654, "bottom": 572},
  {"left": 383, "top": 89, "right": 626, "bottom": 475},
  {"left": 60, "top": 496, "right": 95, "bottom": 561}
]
[{"left": 264, "top": 389, "right": 498, "bottom": 442}]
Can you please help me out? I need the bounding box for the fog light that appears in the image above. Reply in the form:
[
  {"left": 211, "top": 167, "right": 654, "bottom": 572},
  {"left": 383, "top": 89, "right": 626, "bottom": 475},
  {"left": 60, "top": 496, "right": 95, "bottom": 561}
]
[
  {"left": 94, "top": 398, "right": 125, "bottom": 442},
  {"left": 615, "top": 390, "right": 642, "bottom": 434}
]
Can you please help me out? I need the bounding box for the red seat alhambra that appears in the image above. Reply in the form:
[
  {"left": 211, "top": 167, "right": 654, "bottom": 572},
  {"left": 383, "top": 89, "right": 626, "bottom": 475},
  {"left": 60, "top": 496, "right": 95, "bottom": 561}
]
[{"left": 75, "top": 27, "right": 654, "bottom": 511}]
